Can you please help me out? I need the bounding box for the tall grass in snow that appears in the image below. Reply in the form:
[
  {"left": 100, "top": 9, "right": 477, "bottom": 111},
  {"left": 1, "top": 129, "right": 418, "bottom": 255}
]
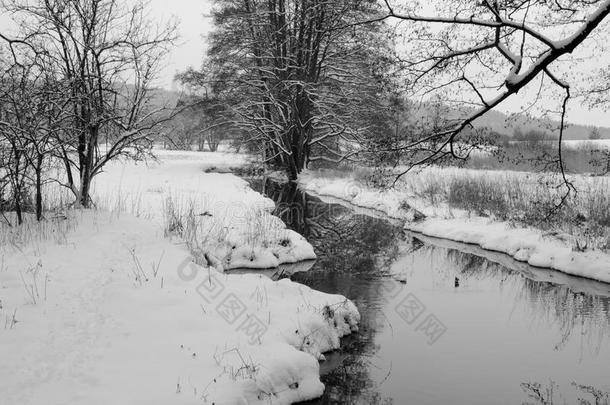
[
  {"left": 0, "top": 170, "right": 148, "bottom": 250},
  {"left": 162, "top": 194, "right": 288, "bottom": 268},
  {"left": 0, "top": 212, "right": 80, "bottom": 249},
  {"left": 307, "top": 164, "right": 610, "bottom": 251},
  {"left": 404, "top": 170, "right": 610, "bottom": 251},
  {"left": 0, "top": 176, "right": 80, "bottom": 250}
]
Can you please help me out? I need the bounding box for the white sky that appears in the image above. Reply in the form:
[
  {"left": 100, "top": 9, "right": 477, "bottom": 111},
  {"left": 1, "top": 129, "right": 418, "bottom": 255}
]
[
  {"left": 0, "top": 0, "right": 213, "bottom": 89},
  {"left": 145, "top": 0, "right": 213, "bottom": 89},
  {"left": 0, "top": 0, "right": 608, "bottom": 126}
]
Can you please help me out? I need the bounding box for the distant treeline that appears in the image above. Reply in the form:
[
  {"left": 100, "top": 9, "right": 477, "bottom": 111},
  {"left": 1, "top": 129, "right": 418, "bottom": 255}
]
[{"left": 472, "top": 109, "right": 610, "bottom": 141}]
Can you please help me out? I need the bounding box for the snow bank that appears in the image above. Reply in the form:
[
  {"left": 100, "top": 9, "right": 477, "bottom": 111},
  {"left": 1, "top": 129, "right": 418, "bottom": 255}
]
[
  {"left": 201, "top": 210, "right": 316, "bottom": 270},
  {"left": 406, "top": 217, "right": 610, "bottom": 283},
  {"left": 0, "top": 211, "right": 359, "bottom": 405},
  {"left": 298, "top": 171, "right": 425, "bottom": 220},
  {"left": 92, "top": 150, "right": 316, "bottom": 269},
  {"left": 0, "top": 150, "right": 361, "bottom": 404},
  {"left": 299, "top": 170, "right": 610, "bottom": 285}
]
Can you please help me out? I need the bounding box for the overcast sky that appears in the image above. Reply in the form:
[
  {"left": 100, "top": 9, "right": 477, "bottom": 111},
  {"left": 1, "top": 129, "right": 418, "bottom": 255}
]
[
  {"left": 0, "top": 0, "right": 607, "bottom": 127},
  {"left": 146, "top": 0, "right": 213, "bottom": 90},
  {"left": 0, "top": 0, "right": 211, "bottom": 88}
]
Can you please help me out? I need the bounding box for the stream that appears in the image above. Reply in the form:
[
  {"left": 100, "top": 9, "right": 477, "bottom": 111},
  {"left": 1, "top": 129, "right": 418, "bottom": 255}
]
[{"left": 245, "top": 178, "right": 610, "bottom": 405}]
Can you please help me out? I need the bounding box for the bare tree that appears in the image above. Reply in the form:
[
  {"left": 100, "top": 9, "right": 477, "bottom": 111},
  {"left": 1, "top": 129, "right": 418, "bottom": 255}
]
[
  {"left": 589, "top": 126, "right": 602, "bottom": 140},
  {"left": 161, "top": 95, "right": 239, "bottom": 152},
  {"left": 161, "top": 99, "right": 206, "bottom": 151},
  {"left": 182, "top": 0, "right": 395, "bottom": 180},
  {"left": 0, "top": 66, "right": 30, "bottom": 224},
  {"left": 3, "top": 0, "right": 178, "bottom": 207},
  {"left": 373, "top": 0, "right": 610, "bottom": 188},
  {"left": 0, "top": 43, "right": 69, "bottom": 221}
]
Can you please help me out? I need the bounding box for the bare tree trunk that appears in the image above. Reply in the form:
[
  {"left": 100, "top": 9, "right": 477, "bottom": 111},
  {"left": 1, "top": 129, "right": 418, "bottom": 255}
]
[
  {"left": 35, "top": 154, "right": 43, "bottom": 221},
  {"left": 207, "top": 130, "right": 220, "bottom": 152},
  {"left": 10, "top": 144, "right": 24, "bottom": 225},
  {"left": 14, "top": 195, "right": 22, "bottom": 225},
  {"left": 76, "top": 125, "right": 96, "bottom": 208},
  {"left": 198, "top": 133, "right": 205, "bottom": 151}
]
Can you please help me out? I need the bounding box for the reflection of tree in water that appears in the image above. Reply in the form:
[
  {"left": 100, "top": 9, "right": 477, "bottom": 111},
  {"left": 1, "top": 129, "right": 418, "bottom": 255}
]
[
  {"left": 318, "top": 359, "right": 395, "bottom": 405},
  {"left": 305, "top": 328, "right": 393, "bottom": 405},
  {"left": 518, "top": 279, "right": 610, "bottom": 354},
  {"left": 445, "top": 249, "right": 498, "bottom": 280},
  {"left": 521, "top": 380, "right": 609, "bottom": 405},
  {"left": 301, "top": 304, "right": 394, "bottom": 405},
  {"left": 250, "top": 178, "right": 399, "bottom": 404},
  {"left": 444, "top": 247, "right": 610, "bottom": 355},
  {"left": 250, "top": 178, "right": 403, "bottom": 292}
]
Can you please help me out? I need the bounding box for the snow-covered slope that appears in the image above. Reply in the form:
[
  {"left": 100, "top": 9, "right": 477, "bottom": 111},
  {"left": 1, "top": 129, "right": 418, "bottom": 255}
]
[
  {"left": 0, "top": 212, "right": 358, "bottom": 405},
  {"left": 0, "top": 150, "right": 359, "bottom": 404},
  {"left": 92, "top": 149, "right": 316, "bottom": 269}
]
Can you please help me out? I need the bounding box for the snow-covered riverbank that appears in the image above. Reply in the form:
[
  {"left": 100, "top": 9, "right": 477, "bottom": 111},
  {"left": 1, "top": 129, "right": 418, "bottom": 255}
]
[
  {"left": 299, "top": 169, "right": 610, "bottom": 284},
  {"left": 0, "top": 151, "right": 360, "bottom": 404},
  {"left": 92, "top": 150, "right": 316, "bottom": 270}
]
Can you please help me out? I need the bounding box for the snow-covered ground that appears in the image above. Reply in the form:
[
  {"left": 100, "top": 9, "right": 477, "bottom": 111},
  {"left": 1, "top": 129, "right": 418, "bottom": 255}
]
[
  {"left": 299, "top": 168, "right": 610, "bottom": 284},
  {"left": 408, "top": 217, "right": 610, "bottom": 283},
  {"left": 0, "top": 150, "right": 360, "bottom": 404},
  {"left": 92, "top": 150, "right": 316, "bottom": 270}
]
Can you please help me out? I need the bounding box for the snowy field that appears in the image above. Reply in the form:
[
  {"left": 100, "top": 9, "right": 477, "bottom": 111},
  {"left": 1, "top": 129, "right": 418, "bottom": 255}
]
[
  {"left": 299, "top": 167, "right": 610, "bottom": 284},
  {"left": 0, "top": 150, "right": 360, "bottom": 405},
  {"left": 562, "top": 139, "right": 610, "bottom": 148},
  {"left": 91, "top": 150, "right": 316, "bottom": 270}
]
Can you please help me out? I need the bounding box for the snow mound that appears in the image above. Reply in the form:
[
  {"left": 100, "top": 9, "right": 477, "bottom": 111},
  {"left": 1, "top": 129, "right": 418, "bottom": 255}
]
[
  {"left": 406, "top": 217, "right": 610, "bottom": 284},
  {"left": 1, "top": 151, "right": 361, "bottom": 404},
  {"left": 207, "top": 345, "right": 324, "bottom": 404},
  {"left": 211, "top": 221, "right": 317, "bottom": 270},
  {"left": 200, "top": 270, "right": 360, "bottom": 404}
]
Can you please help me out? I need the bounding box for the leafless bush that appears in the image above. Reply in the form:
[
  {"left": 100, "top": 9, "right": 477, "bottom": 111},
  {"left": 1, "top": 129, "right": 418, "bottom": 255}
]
[{"left": 447, "top": 176, "right": 509, "bottom": 218}]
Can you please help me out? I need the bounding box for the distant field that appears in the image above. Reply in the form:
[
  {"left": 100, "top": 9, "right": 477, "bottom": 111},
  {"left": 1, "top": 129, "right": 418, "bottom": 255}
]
[
  {"left": 463, "top": 140, "right": 610, "bottom": 174},
  {"left": 472, "top": 107, "right": 610, "bottom": 141},
  {"left": 562, "top": 139, "right": 610, "bottom": 148}
]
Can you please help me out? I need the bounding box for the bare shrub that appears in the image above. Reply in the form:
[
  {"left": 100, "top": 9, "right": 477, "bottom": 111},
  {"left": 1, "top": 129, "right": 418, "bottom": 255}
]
[
  {"left": 446, "top": 175, "right": 509, "bottom": 219},
  {"left": 353, "top": 167, "right": 391, "bottom": 188},
  {"left": 581, "top": 184, "right": 610, "bottom": 228}
]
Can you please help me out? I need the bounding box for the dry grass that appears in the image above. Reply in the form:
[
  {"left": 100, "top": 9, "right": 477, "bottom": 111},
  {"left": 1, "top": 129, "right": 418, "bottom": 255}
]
[
  {"left": 402, "top": 169, "right": 610, "bottom": 251},
  {"left": 162, "top": 194, "right": 286, "bottom": 268},
  {"left": 0, "top": 173, "right": 148, "bottom": 250},
  {"left": 0, "top": 211, "right": 81, "bottom": 249},
  {"left": 306, "top": 163, "right": 610, "bottom": 252}
]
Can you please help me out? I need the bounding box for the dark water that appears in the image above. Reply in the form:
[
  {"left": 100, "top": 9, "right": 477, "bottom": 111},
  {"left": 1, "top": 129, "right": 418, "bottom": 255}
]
[{"left": 248, "top": 178, "right": 610, "bottom": 405}]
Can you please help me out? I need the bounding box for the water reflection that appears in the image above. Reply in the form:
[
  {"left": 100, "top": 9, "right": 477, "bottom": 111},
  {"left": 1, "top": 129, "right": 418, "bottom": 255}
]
[
  {"left": 247, "top": 177, "right": 610, "bottom": 405},
  {"left": 250, "top": 178, "right": 402, "bottom": 404},
  {"left": 521, "top": 380, "right": 610, "bottom": 405},
  {"left": 442, "top": 240, "right": 610, "bottom": 356}
]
